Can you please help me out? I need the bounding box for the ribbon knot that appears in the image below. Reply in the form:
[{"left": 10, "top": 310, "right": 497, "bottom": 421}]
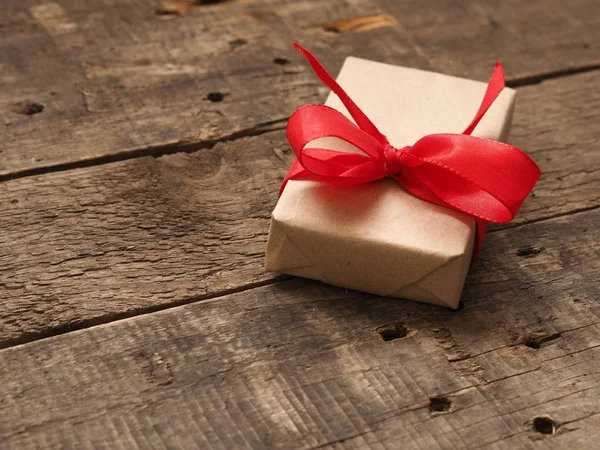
[
  {"left": 384, "top": 144, "right": 410, "bottom": 177},
  {"left": 281, "top": 42, "right": 540, "bottom": 258}
]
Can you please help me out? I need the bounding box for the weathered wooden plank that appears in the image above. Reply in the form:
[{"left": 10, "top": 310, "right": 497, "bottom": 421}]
[
  {"left": 0, "top": 129, "right": 290, "bottom": 348},
  {"left": 378, "top": 0, "right": 600, "bottom": 81},
  {"left": 1, "top": 71, "right": 598, "bottom": 348},
  {"left": 0, "top": 209, "right": 598, "bottom": 449},
  {"left": 1, "top": 0, "right": 599, "bottom": 175}
]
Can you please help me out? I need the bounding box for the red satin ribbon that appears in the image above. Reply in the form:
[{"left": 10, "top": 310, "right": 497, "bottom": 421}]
[{"left": 282, "top": 43, "right": 540, "bottom": 257}]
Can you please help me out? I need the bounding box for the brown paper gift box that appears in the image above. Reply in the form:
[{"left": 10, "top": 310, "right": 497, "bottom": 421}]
[{"left": 265, "top": 56, "right": 516, "bottom": 309}]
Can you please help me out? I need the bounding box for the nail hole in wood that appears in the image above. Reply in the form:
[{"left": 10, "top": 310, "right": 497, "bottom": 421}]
[
  {"left": 524, "top": 340, "right": 541, "bottom": 349},
  {"left": 525, "top": 340, "right": 542, "bottom": 349},
  {"left": 376, "top": 323, "right": 408, "bottom": 341},
  {"left": 583, "top": 43, "right": 590, "bottom": 49},
  {"left": 11, "top": 199, "right": 18, "bottom": 204},
  {"left": 229, "top": 38, "right": 247, "bottom": 48},
  {"left": 273, "top": 57, "right": 290, "bottom": 65},
  {"left": 206, "top": 92, "right": 226, "bottom": 102},
  {"left": 155, "top": 8, "right": 179, "bottom": 17},
  {"left": 517, "top": 246, "right": 545, "bottom": 257},
  {"left": 428, "top": 396, "right": 451, "bottom": 412},
  {"left": 488, "top": 18, "right": 501, "bottom": 29},
  {"left": 532, "top": 416, "right": 557, "bottom": 434},
  {"left": 522, "top": 332, "right": 561, "bottom": 349},
  {"left": 10, "top": 100, "right": 44, "bottom": 115}
]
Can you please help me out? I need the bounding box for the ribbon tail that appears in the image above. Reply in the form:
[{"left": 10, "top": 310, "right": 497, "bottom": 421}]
[
  {"left": 473, "top": 219, "right": 488, "bottom": 262},
  {"left": 293, "top": 42, "right": 388, "bottom": 145},
  {"left": 462, "top": 61, "right": 505, "bottom": 136}
]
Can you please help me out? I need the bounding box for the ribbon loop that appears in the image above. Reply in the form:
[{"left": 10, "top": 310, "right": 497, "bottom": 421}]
[{"left": 282, "top": 43, "right": 541, "bottom": 258}]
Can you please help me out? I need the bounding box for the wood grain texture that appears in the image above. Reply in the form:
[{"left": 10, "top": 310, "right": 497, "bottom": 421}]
[
  {"left": 1, "top": 0, "right": 599, "bottom": 176},
  {"left": 0, "top": 130, "right": 293, "bottom": 347},
  {"left": 1, "top": 71, "right": 599, "bottom": 348},
  {"left": 0, "top": 209, "right": 598, "bottom": 449}
]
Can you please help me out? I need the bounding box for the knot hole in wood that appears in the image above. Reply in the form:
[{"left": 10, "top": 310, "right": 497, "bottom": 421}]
[
  {"left": 206, "top": 92, "right": 226, "bottom": 103},
  {"left": 428, "top": 396, "right": 452, "bottom": 412},
  {"left": 376, "top": 323, "right": 408, "bottom": 341},
  {"left": 532, "top": 416, "right": 557, "bottom": 434}
]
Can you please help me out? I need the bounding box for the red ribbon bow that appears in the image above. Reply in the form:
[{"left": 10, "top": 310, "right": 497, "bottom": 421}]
[{"left": 281, "top": 43, "right": 540, "bottom": 258}]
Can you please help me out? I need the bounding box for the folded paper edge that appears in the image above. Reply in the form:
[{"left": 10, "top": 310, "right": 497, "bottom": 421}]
[
  {"left": 343, "top": 56, "right": 506, "bottom": 93},
  {"left": 267, "top": 215, "right": 473, "bottom": 300},
  {"left": 265, "top": 217, "right": 326, "bottom": 279},
  {"left": 496, "top": 89, "right": 516, "bottom": 143},
  {"left": 391, "top": 255, "right": 463, "bottom": 308},
  {"left": 390, "top": 224, "right": 475, "bottom": 308}
]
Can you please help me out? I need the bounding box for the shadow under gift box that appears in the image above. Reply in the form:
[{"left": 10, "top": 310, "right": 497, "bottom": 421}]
[{"left": 266, "top": 56, "right": 516, "bottom": 309}]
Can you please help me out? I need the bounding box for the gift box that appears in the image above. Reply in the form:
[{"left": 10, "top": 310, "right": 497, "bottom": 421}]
[{"left": 265, "top": 44, "right": 539, "bottom": 309}]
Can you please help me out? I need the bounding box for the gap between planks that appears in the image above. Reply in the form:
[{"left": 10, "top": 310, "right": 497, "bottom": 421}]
[
  {"left": 490, "top": 204, "right": 600, "bottom": 232},
  {"left": 0, "top": 276, "right": 290, "bottom": 351},
  {"left": 1, "top": 65, "right": 599, "bottom": 183},
  {"left": 0, "top": 118, "right": 288, "bottom": 183},
  {"left": 506, "top": 63, "right": 600, "bottom": 88}
]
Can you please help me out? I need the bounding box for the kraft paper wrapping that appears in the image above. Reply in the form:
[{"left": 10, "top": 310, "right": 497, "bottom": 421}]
[{"left": 266, "top": 56, "right": 516, "bottom": 309}]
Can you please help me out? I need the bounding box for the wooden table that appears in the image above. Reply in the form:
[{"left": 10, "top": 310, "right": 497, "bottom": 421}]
[{"left": 1, "top": 0, "right": 599, "bottom": 448}]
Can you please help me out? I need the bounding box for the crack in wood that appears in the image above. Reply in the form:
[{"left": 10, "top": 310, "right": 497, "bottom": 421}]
[
  {"left": 0, "top": 119, "right": 288, "bottom": 183},
  {"left": 521, "top": 331, "right": 561, "bottom": 349},
  {"left": 507, "top": 64, "right": 600, "bottom": 87},
  {"left": 442, "top": 321, "right": 600, "bottom": 365},
  {"left": 0, "top": 276, "right": 290, "bottom": 350},
  {"left": 309, "top": 429, "right": 375, "bottom": 449},
  {"left": 488, "top": 204, "right": 600, "bottom": 233}
]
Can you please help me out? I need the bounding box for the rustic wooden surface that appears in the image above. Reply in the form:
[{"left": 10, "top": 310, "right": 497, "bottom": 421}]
[
  {"left": 1, "top": 70, "right": 598, "bottom": 348},
  {"left": 1, "top": 0, "right": 599, "bottom": 448},
  {"left": 1, "top": 0, "right": 599, "bottom": 178},
  {"left": 1, "top": 211, "right": 599, "bottom": 449}
]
